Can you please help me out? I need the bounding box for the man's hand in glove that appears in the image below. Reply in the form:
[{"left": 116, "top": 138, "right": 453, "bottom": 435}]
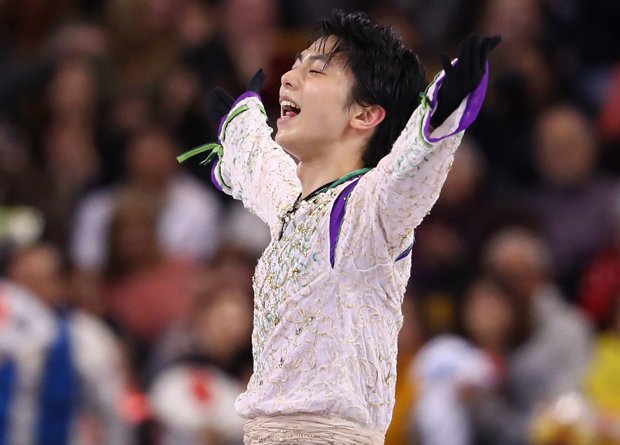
[
  {"left": 430, "top": 35, "right": 501, "bottom": 129},
  {"left": 205, "top": 69, "right": 265, "bottom": 127}
]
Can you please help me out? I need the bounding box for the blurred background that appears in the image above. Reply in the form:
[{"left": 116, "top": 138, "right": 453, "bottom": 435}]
[{"left": 0, "top": 0, "right": 619, "bottom": 444}]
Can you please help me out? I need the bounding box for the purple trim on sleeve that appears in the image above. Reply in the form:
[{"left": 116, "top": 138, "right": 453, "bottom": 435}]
[
  {"left": 210, "top": 160, "right": 223, "bottom": 192},
  {"left": 424, "top": 63, "right": 489, "bottom": 143},
  {"left": 217, "top": 115, "right": 226, "bottom": 143},
  {"left": 232, "top": 90, "right": 261, "bottom": 108},
  {"left": 329, "top": 178, "right": 362, "bottom": 268},
  {"left": 217, "top": 91, "right": 262, "bottom": 142},
  {"left": 457, "top": 68, "right": 488, "bottom": 130},
  {"left": 395, "top": 241, "right": 414, "bottom": 262}
]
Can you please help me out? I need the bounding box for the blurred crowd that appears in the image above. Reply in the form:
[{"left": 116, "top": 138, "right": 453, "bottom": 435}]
[{"left": 0, "top": 0, "right": 619, "bottom": 444}]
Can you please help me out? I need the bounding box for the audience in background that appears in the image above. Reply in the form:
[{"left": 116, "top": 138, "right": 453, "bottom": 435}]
[
  {"left": 149, "top": 282, "right": 252, "bottom": 445},
  {"left": 411, "top": 138, "right": 490, "bottom": 300},
  {"left": 71, "top": 126, "right": 221, "bottom": 274},
  {"left": 528, "top": 105, "right": 620, "bottom": 299},
  {"left": 2, "top": 243, "right": 131, "bottom": 444},
  {"left": 584, "top": 287, "right": 620, "bottom": 444},
  {"left": 0, "top": 0, "right": 618, "bottom": 444},
  {"left": 384, "top": 293, "right": 427, "bottom": 445},
  {"left": 579, "top": 197, "right": 620, "bottom": 329},
  {"left": 101, "top": 188, "right": 198, "bottom": 373},
  {"left": 470, "top": 228, "right": 592, "bottom": 445}
]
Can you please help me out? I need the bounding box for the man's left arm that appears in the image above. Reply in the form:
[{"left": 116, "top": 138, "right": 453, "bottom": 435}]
[{"left": 368, "top": 35, "right": 500, "bottom": 259}]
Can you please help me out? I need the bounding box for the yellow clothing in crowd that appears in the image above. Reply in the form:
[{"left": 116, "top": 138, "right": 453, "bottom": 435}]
[
  {"left": 385, "top": 353, "right": 417, "bottom": 445},
  {"left": 586, "top": 334, "right": 620, "bottom": 416}
]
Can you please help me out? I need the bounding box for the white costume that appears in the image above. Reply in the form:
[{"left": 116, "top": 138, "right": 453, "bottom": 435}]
[{"left": 204, "top": 69, "right": 487, "bottom": 443}]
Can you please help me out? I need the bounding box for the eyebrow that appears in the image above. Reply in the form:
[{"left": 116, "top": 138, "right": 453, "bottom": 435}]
[{"left": 294, "top": 52, "right": 331, "bottom": 65}]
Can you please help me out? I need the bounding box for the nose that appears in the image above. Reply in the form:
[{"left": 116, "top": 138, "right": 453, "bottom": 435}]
[{"left": 281, "top": 68, "right": 298, "bottom": 89}]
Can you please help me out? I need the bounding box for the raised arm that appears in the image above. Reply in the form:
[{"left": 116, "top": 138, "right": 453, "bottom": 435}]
[
  {"left": 179, "top": 71, "right": 300, "bottom": 235},
  {"left": 354, "top": 35, "right": 500, "bottom": 259}
]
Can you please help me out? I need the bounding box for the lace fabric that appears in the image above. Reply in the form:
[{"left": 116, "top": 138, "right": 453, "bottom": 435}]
[{"left": 244, "top": 414, "right": 384, "bottom": 445}]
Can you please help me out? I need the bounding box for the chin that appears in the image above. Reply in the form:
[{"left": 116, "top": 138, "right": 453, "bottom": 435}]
[
  {"left": 275, "top": 133, "right": 300, "bottom": 159},
  {"left": 274, "top": 131, "right": 285, "bottom": 146},
  {"left": 281, "top": 146, "right": 301, "bottom": 162}
]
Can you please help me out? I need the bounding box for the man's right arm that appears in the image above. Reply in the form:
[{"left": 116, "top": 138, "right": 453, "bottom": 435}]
[{"left": 212, "top": 92, "right": 300, "bottom": 235}]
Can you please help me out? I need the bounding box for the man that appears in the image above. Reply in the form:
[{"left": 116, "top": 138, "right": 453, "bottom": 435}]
[{"left": 181, "top": 10, "right": 499, "bottom": 445}]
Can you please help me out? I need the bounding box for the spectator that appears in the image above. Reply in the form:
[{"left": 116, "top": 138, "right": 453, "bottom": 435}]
[
  {"left": 154, "top": 64, "right": 210, "bottom": 151},
  {"left": 529, "top": 105, "right": 620, "bottom": 299},
  {"left": 579, "top": 197, "right": 620, "bottom": 328},
  {"left": 2, "top": 243, "right": 132, "bottom": 444},
  {"left": 408, "top": 276, "right": 518, "bottom": 445},
  {"left": 7, "top": 55, "right": 108, "bottom": 247},
  {"left": 71, "top": 125, "right": 222, "bottom": 273},
  {"left": 462, "top": 276, "right": 523, "bottom": 361},
  {"left": 150, "top": 365, "right": 245, "bottom": 445},
  {"left": 542, "top": 0, "right": 620, "bottom": 110},
  {"left": 598, "top": 62, "right": 620, "bottom": 172},
  {"left": 0, "top": 280, "right": 58, "bottom": 444},
  {"left": 471, "top": 0, "right": 558, "bottom": 188},
  {"left": 149, "top": 282, "right": 253, "bottom": 380},
  {"left": 103, "top": 0, "right": 180, "bottom": 89},
  {"left": 470, "top": 227, "right": 592, "bottom": 445},
  {"left": 149, "top": 283, "right": 253, "bottom": 445},
  {"left": 101, "top": 188, "right": 199, "bottom": 370},
  {"left": 412, "top": 332, "right": 497, "bottom": 445},
  {"left": 584, "top": 286, "right": 620, "bottom": 443}
]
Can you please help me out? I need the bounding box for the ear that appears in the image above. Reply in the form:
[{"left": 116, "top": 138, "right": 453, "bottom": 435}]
[{"left": 349, "top": 104, "right": 386, "bottom": 131}]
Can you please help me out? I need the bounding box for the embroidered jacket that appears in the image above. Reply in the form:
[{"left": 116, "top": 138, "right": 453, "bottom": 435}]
[{"left": 207, "top": 70, "right": 487, "bottom": 434}]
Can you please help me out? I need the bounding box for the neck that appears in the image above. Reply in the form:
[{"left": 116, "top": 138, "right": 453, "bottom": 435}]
[{"left": 296, "top": 156, "right": 365, "bottom": 198}]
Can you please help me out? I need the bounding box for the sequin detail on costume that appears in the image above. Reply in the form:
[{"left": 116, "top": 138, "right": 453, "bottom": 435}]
[{"left": 212, "top": 74, "right": 474, "bottom": 436}]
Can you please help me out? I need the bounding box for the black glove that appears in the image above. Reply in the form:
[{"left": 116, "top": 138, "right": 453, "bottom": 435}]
[
  {"left": 205, "top": 69, "right": 265, "bottom": 127},
  {"left": 430, "top": 35, "right": 501, "bottom": 128}
]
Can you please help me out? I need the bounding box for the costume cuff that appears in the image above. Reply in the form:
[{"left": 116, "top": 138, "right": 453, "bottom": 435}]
[
  {"left": 217, "top": 91, "right": 263, "bottom": 142},
  {"left": 210, "top": 159, "right": 225, "bottom": 192},
  {"left": 421, "top": 62, "right": 489, "bottom": 143}
]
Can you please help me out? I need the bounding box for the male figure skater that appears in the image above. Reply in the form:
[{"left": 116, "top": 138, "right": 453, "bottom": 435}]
[{"left": 181, "top": 10, "right": 499, "bottom": 445}]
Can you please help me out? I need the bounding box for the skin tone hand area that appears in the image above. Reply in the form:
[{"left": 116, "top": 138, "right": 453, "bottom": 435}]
[{"left": 275, "top": 37, "right": 386, "bottom": 198}]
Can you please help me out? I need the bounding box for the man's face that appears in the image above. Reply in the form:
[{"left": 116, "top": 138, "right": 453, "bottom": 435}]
[{"left": 276, "top": 37, "right": 357, "bottom": 161}]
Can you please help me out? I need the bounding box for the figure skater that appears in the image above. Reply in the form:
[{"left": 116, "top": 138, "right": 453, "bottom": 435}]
[{"left": 180, "top": 10, "right": 500, "bottom": 445}]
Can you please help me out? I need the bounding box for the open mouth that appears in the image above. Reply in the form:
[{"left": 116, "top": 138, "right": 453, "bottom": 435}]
[{"left": 280, "top": 99, "right": 301, "bottom": 118}]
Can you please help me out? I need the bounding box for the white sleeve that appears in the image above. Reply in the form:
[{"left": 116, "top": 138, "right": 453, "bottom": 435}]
[
  {"left": 347, "top": 67, "right": 489, "bottom": 259},
  {"left": 212, "top": 93, "right": 301, "bottom": 235}
]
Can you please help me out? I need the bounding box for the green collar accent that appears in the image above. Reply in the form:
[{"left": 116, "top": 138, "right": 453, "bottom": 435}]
[
  {"left": 330, "top": 168, "right": 370, "bottom": 188},
  {"left": 302, "top": 167, "right": 370, "bottom": 202}
]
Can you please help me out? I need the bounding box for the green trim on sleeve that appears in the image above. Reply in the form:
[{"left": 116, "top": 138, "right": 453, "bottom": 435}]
[
  {"left": 216, "top": 158, "right": 231, "bottom": 190},
  {"left": 176, "top": 97, "right": 264, "bottom": 172},
  {"left": 221, "top": 105, "right": 249, "bottom": 142},
  {"left": 176, "top": 142, "right": 223, "bottom": 164},
  {"left": 221, "top": 100, "right": 266, "bottom": 141},
  {"left": 418, "top": 93, "right": 433, "bottom": 148}
]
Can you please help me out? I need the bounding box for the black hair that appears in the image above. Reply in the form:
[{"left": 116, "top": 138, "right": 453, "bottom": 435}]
[{"left": 313, "top": 10, "right": 427, "bottom": 168}]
